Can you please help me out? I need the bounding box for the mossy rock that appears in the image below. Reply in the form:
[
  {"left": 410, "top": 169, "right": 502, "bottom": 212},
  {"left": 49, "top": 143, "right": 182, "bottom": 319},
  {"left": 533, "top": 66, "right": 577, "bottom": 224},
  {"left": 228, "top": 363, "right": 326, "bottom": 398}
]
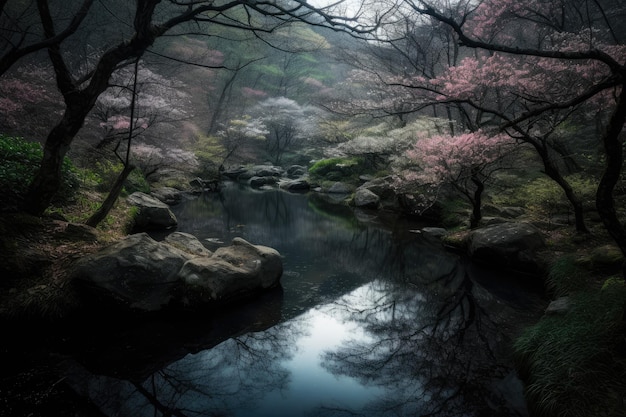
[
  {"left": 601, "top": 276, "right": 625, "bottom": 291},
  {"left": 309, "top": 157, "right": 361, "bottom": 179},
  {"left": 577, "top": 244, "right": 624, "bottom": 270}
]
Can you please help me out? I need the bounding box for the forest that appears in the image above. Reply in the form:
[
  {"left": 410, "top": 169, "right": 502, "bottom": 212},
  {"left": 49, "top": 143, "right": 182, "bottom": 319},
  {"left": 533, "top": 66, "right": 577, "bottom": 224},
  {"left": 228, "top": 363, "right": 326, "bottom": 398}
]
[{"left": 1, "top": 0, "right": 626, "bottom": 416}]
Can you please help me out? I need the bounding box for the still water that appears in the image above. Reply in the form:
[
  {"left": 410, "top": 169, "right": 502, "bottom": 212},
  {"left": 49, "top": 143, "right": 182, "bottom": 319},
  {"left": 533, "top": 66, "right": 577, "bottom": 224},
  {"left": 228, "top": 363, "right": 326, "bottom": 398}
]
[{"left": 62, "top": 183, "right": 543, "bottom": 417}]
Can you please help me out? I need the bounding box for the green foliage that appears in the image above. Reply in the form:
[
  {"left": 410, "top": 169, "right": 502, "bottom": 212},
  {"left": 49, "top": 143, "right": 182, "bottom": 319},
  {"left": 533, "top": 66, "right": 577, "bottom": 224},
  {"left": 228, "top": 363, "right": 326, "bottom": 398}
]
[
  {"left": 124, "top": 206, "right": 140, "bottom": 234},
  {"left": 513, "top": 285, "right": 626, "bottom": 417},
  {"left": 193, "top": 134, "right": 224, "bottom": 178},
  {"left": 494, "top": 174, "right": 596, "bottom": 218},
  {"left": 0, "top": 134, "right": 78, "bottom": 207},
  {"left": 123, "top": 169, "right": 150, "bottom": 195},
  {"left": 601, "top": 277, "right": 625, "bottom": 291},
  {"left": 546, "top": 255, "right": 591, "bottom": 297},
  {"left": 79, "top": 160, "right": 149, "bottom": 195},
  {"left": 439, "top": 197, "right": 470, "bottom": 229},
  {"left": 308, "top": 157, "right": 362, "bottom": 178}
]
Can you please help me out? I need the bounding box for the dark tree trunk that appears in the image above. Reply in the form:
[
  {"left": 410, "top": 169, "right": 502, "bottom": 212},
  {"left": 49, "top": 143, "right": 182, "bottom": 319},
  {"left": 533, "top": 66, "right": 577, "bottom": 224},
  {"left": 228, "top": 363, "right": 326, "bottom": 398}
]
[
  {"left": 21, "top": 1, "right": 163, "bottom": 215},
  {"left": 207, "top": 69, "right": 240, "bottom": 135},
  {"left": 85, "top": 164, "right": 135, "bottom": 227},
  {"left": 596, "top": 88, "right": 626, "bottom": 266},
  {"left": 469, "top": 171, "right": 484, "bottom": 229},
  {"left": 22, "top": 104, "right": 89, "bottom": 215},
  {"left": 532, "top": 142, "right": 589, "bottom": 233}
]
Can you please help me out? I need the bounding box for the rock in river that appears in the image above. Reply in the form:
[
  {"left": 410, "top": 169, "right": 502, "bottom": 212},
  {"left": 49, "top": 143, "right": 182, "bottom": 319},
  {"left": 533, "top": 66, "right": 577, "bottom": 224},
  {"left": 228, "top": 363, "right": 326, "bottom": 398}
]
[
  {"left": 70, "top": 233, "right": 283, "bottom": 313},
  {"left": 467, "top": 222, "right": 546, "bottom": 274}
]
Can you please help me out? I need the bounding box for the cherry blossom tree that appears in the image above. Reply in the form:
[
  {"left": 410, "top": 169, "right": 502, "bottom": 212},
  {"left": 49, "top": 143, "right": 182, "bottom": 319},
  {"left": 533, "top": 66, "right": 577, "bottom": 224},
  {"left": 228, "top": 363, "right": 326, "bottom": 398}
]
[
  {"left": 390, "top": 0, "right": 626, "bottom": 254},
  {"left": 1, "top": 0, "right": 383, "bottom": 216},
  {"left": 92, "top": 61, "right": 191, "bottom": 149},
  {"left": 401, "top": 129, "right": 514, "bottom": 228},
  {"left": 215, "top": 115, "right": 269, "bottom": 167},
  {"left": 252, "top": 97, "right": 320, "bottom": 165},
  {"left": 0, "top": 64, "right": 61, "bottom": 137}
]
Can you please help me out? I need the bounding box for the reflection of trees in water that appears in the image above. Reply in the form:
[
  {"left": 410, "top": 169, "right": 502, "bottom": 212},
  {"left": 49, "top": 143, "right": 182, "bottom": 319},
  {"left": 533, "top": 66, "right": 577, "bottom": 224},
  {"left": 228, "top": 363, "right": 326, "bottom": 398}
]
[
  {"left": 163, "top": 188, "right": 531, "bottom": 416},
  {"left": 319, "top": 269, "right": 528, "bottom": 417},
  {"left": 66, "top": 318, "right": 307, "bottom": 417}
]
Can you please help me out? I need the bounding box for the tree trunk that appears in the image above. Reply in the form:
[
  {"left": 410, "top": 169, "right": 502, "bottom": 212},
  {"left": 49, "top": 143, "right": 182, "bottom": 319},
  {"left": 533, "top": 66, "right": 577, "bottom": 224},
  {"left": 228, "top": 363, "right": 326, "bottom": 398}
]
[
  {"left": 207, "top": 69, "right": 240, "bottom": 135},
  {"left": 22, "top": 106, "right": 87, "bottom": 215},
  {"left": 85, "top": 164, "right": 135, "bottom": 227},
  {"left": 532, "top": 142, "right": 589, "bottom": 233},
  {"left": 596, "top": 88, "right": 626, "bottom": 265},
  {"left": 469, "top": 171, "right": 484, "bottom": 229}
]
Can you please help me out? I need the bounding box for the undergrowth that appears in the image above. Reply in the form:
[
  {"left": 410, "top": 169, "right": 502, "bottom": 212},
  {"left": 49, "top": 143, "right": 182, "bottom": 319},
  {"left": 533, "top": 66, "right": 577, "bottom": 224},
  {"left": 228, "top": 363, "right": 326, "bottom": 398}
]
[{"left": 514, "top": 258, "right": 626, "bottom": 417}]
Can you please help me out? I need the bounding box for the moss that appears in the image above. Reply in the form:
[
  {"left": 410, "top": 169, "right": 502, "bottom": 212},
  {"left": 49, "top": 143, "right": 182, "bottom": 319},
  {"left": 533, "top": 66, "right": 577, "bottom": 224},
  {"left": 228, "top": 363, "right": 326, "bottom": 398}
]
[
  {"left": 308, "top": 157, "right": 362, "bottom": 178},
  {"left": 577, "top": 245, "right": 625, "bottom": 271}
]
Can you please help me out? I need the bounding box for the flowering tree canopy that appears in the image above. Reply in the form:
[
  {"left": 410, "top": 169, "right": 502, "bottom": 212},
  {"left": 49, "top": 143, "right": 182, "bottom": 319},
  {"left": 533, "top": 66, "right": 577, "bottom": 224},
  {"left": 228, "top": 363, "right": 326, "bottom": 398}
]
[
  {"left": 1, "top": 0, "right": 384, "bottom": 215},
  {"left": 401, "top": 129, "right": 514, "bottom": 226}
]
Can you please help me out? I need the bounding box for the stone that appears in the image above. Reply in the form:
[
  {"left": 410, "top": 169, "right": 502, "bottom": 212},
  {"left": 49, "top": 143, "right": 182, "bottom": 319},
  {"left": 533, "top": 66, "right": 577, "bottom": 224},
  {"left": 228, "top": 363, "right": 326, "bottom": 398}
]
[
  {"left": 327, "top": 182, "right": 353, "bottom": 194},
  {"left": 353, "top": 188, "right": 380, "bottom": 209},
  {"left": 287, "top": 165, "right": 307, "bottom": 178},
  {"left": 251, "top": 165, "right": 284, "bottom": 177},
  {"left": 71, "top": 233, "right": 191, "bottom": 312},
  {"left": 545, "top": 296, "right": 570, "bottom": 315},
  {"left": 151, "top": 187, "right": 183, "bottom": 205},
  {"left": 189, "top": 177, "right": 205, "bottom": 188},
  {"left": 222, "top": 166, "right": 248, "bottom": 180},
  {"left": 177, "top": 238, "right": 283, "bottom": 306},
  {"left": 421, "top": 227, "right": 447, "bottom": 238},
  {"left": 250, "top": 176, "right": 278, "bottom": 188},
  {"left": 467, "top": 222, "right": 546, "bottom": 273},
  {"left": 127, "top": 192, "right": 177, "bottom": 231},
  {"left": 582, "top": 244, "right": 624, "bottom": 269},
  {"left": 164, "top": 232, "right": 212, "bottom": 257},
  {"left": 281, "top": 179, "right": 310, "bottom": 192},
  {"left": 71, "top": 234, "right": 283, "bottom": 313},
  {"left": 358, "top": 176, "right": 400, "bottom": 210}
]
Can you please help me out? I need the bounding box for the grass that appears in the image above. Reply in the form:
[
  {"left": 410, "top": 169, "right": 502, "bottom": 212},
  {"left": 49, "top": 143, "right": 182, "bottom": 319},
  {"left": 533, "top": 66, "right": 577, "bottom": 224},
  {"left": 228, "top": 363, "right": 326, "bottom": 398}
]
[
  {"left": 545, "top": 255, "right": 592, "bottom": 297},
  {"left": 514, "top": 261, "right": 626, "bottom": 417}
]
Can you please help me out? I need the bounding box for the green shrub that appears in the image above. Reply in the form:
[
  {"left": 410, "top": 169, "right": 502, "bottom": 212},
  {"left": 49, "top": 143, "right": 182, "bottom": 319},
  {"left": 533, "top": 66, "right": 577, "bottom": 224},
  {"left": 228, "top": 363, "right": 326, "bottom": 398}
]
[
  {"left": 308, "top": 157, "right": 363, "bottom": 178},
  {"left": 86, "top": 160, "right": 149, "bottom": 195},
  {"left": 123, "top": 168, "right": 151, "bottom": 195},
  {"left": 0, "top": 134, "right": 78, "bottom": 207}
]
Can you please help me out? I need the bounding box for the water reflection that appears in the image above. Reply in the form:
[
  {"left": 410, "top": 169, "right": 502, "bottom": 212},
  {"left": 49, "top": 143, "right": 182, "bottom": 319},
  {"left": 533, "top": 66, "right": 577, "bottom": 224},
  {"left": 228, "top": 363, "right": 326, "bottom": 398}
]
[
  {"left": 320, "top": 277, "right": 529, "bottom": 417},
  {"left": 62, "top": 185, "right": 541, "bottom": 416}
]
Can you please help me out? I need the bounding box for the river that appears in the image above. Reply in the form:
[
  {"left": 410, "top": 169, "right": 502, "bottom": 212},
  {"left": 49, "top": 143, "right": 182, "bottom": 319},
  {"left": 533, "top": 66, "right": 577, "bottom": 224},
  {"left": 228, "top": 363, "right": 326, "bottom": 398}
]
[{"left": 60, "top": 182, "right": 545, "bottom": 417}]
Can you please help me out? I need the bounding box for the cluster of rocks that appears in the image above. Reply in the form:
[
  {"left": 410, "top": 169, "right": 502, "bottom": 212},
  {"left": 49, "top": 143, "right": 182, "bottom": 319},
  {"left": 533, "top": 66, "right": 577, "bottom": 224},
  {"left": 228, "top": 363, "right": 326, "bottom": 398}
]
[
  {"left": 123, "top": 164, "right": 572, "bottom": 305},
  {"left": 222, "top": 164, "right": 310, "bottom": 192},
  {"left": 220, "top": 163, "right": 415, "bottom": 211},
  {"left": 70, "top": 233, "right": 283, "bottom": 314}
]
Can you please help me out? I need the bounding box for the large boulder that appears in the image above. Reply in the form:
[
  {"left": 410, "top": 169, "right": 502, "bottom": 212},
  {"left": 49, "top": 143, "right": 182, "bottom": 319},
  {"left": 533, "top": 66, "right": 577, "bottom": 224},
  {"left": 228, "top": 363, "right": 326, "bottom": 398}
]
[
  {"left": 467, "top": 222, "right": 546, "bottom": 273},
  {"left": 286, "top": 165, "right": 307, "bottom": 178},
  {"left": 127, "top": 192, "right": 178, "bottom": 231},
  {"left": 150, "top": 187, "right": 183, "bottom": 205},
  {"left": 71, "top": 233, "right": 191, "bottom": 312},
  {"left": 71, "top": 234, "right": 283, "bottom": 313},
  {"left": 177, "top": 238, "right": 282, "bottom": 306},
  {"left": 164, "top": 232, "right": 213, "bottom": 257},
  {"left": 250, "top": 176, "right": 278, "bottom": 188},
  {"left": 280, "top": 178, "right": 311, "bottom": 192},
  {"left": 353, "top": 188, "right": 380, "bottom": 209},
  {"left": 358, "top": 176, "right": 401, "bottom": 210},
  {"left": 327, "top": 182, "right": 354, "bottom": 194}
]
